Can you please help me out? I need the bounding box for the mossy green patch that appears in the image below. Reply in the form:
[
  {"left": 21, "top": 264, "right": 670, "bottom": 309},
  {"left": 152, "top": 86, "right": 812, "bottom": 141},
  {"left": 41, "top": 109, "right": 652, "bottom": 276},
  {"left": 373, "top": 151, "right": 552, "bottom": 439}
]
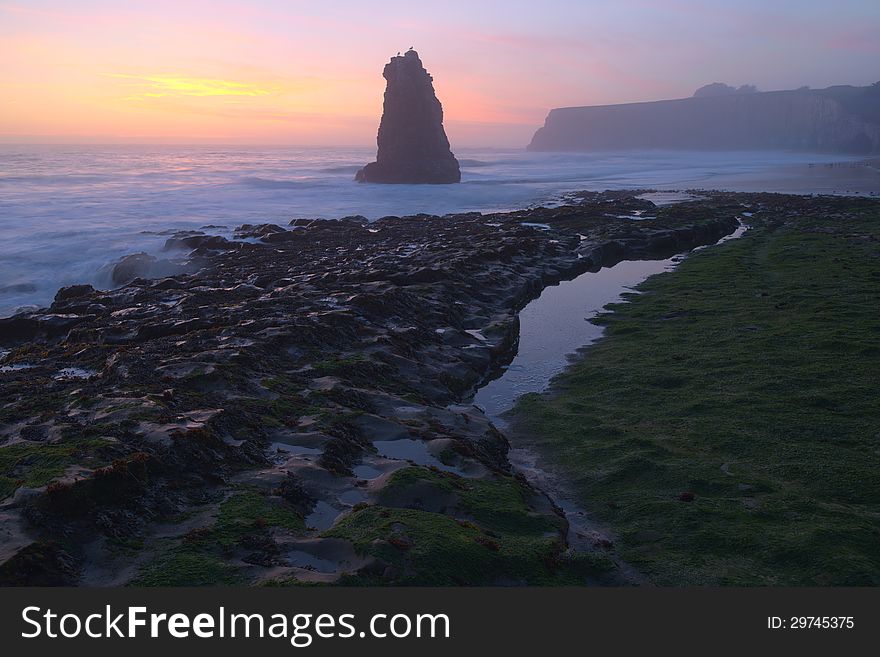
[
  {"left": 513, "top": 200, "right": 880, "bottom": 585},
  {"left": 326, "top": 467, "right": 611, "bottom": 585},
  {"left": 132, "top": 489, "right": 305, "bottom": 586},
  {"left": 132, "top": 551, "right": 244, "bottom": 586},
  {"left": 310, "top": 353, "right": 412, "bottom": 394},
  {"left": 0, "top": 389, "right": 68, "bottom": 425},
  {"left": 213, "top": 490, "right": 306, "bottom": 546},
  {"left": 379, "top": 466, "right": 564, "bottom": 536},
  {"left": 0, "top": 437, "right": 115, "bottom": 500},
  {"left": 312, "top": 354, "right": 371, "bottom": 376}
]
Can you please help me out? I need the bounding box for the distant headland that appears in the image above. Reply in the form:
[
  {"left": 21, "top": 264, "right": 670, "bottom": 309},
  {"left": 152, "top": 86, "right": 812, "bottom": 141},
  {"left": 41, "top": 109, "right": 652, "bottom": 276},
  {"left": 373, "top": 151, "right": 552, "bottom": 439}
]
[{"left": 530, "top": 82, "right": 880, "bottom": 154}]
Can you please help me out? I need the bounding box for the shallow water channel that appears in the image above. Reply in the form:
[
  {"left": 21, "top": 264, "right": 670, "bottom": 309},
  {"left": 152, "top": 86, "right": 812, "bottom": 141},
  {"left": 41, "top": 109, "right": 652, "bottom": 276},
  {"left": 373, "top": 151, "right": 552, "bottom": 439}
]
[
  {"left": 474, "top": 221, "right": 747, "bottom": 423},
  {"left": 470, "top": 221, "right": 748, "bottom": 574},
  {"left": 473, "top": 256, "right": 679, "bottom": 422}
]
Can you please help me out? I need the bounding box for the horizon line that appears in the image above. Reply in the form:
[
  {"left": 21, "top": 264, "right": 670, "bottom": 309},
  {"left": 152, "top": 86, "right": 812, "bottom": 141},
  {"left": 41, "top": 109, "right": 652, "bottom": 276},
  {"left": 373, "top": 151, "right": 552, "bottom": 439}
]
[{"left": 0, "top": 141, "right": 530, "bottom": 150}]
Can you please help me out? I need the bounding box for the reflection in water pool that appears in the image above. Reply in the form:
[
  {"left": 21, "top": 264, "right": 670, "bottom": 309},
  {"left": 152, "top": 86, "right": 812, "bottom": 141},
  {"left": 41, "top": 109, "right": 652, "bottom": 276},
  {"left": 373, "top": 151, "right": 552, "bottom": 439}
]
[
  {"left": 473, "top": 257, "right": 677, "bottom": 422},
  {"left": 338, "top": 489, "right": 367, "bottom": 505},
  {"left": 473, "top": 221, "right": 748, "bottom": 424},
  {"left": 305, "top": 501, "right": 341, "bottom": 531},
  {"left": 373, "top": 439, "right": 462, "bottom": 474},
  {"left": 286, "top": 550, "right": 339, "bottom": 573},
  {"left": 352, "top": 464, "right": 382, "bottom": 480}
]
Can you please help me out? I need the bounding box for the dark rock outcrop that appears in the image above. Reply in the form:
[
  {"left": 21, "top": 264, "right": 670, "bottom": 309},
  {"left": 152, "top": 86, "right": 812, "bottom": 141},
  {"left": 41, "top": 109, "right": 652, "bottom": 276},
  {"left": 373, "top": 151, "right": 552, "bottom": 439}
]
[
  {"left": 356, "top": 50, "right": 460, "bottom": 184},
  {"left": 0, "top": 189, "right": 770, "bottom": 585},
  {"left": 530, "top": 84, "right": 880, "bottom": 154},
  {"left": 54, "top": 284, "right": 95, "bottom": 303},
  {"left": 108, "top": 252, "right": 198, "bottom": 286}
]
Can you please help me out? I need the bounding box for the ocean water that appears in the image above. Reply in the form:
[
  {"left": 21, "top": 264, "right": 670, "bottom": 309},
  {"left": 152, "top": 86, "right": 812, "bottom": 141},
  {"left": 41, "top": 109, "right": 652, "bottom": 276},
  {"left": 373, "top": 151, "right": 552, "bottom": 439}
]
[{"left": 0, "top": 145, "right": 857, "bottom": 316}]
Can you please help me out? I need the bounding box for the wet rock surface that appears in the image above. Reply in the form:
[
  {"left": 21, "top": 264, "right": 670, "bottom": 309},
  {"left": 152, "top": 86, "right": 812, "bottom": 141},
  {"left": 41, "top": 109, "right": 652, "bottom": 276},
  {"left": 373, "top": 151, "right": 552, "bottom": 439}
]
[{"left": 0, "top": 191, "right": 745, "bottom": 585}]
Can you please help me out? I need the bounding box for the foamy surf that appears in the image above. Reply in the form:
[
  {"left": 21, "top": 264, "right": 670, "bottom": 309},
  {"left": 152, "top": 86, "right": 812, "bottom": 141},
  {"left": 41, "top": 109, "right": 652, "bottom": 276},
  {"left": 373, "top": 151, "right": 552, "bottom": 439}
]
[{"left": 0, "top": 144, "right": 867, "bottom": 316}]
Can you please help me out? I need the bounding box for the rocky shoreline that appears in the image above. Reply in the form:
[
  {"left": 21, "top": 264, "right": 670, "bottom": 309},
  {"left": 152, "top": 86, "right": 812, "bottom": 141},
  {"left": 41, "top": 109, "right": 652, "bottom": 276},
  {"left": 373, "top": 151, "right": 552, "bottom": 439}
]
[{"left": 0, "top": 191, "right": 742, "bottom": 585}]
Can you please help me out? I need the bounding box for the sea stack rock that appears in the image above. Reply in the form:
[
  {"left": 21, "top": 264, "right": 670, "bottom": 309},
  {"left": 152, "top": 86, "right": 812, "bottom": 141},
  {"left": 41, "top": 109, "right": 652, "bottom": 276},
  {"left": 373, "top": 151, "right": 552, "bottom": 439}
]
[{"left": 356, "top": 50, "right": 461, "bottom": 184}]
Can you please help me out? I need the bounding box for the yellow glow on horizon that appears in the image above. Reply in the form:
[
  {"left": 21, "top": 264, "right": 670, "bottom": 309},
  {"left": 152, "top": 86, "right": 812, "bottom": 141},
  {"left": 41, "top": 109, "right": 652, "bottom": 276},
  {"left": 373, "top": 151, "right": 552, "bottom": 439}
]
[
  {"left": 0, "top": 5, "right": 548, "bottom": 146},
  {"left": 111, "top": 74, "right": 279, "bottom": 100}
]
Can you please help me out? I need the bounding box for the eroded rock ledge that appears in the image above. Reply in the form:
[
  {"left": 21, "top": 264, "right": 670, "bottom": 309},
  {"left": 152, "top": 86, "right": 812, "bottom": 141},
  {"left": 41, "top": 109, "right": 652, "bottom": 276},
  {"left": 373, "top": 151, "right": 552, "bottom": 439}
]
[{"left": 0, "top": 191, "right": 743, "bottom": 586}]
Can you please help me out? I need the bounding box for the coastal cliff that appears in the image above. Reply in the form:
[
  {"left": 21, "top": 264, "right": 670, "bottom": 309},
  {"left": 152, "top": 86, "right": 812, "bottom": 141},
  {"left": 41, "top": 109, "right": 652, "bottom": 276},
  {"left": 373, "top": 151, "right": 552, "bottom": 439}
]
[
  {"left": 529, "top": 85, "right": 880, "bottom": 154},
  {"left": 356, "top": 50, "right": 461, "bottom": 184}
]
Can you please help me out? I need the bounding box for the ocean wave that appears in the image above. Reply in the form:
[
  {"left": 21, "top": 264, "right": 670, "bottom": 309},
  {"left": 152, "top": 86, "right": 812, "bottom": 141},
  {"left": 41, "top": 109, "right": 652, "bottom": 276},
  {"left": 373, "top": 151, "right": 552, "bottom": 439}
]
[
  {"left": 458, "top": 159, "right": 493, "bottom": 168},
  {"left": 1, "top": 145, "right": 861, "bottom": 317},
  {"left": 0, "top": 282, "right": 37, "bottom": 295},
  {"left": 463, "top": 174, "right": 602, "bottom": 186},
  {"left": 240, "top": 176, "right": 307, "bottom": 189},
  {"left": 0, "top": 173, "right": 110, "bottom": 185},
  {"left": 320, "top": 165, "right": 363, "bottom": 174}
]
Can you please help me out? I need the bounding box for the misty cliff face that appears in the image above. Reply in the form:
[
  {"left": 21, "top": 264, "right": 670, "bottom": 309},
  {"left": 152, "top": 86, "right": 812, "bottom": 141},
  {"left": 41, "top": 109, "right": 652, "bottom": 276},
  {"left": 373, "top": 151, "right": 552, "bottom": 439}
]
[
  {"left": 356, "top": 50, "right": 461, "bottom": 184},
  {"left": 529, "top": 86, "right": 880, "bottom": 154}
]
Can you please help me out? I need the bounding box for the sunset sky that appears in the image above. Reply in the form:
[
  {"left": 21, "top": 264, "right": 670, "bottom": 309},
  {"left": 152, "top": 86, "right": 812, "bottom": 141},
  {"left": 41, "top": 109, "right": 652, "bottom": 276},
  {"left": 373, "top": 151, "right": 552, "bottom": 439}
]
[{"left": 1, "top": 0, "right": 878, "bottom": 147}]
